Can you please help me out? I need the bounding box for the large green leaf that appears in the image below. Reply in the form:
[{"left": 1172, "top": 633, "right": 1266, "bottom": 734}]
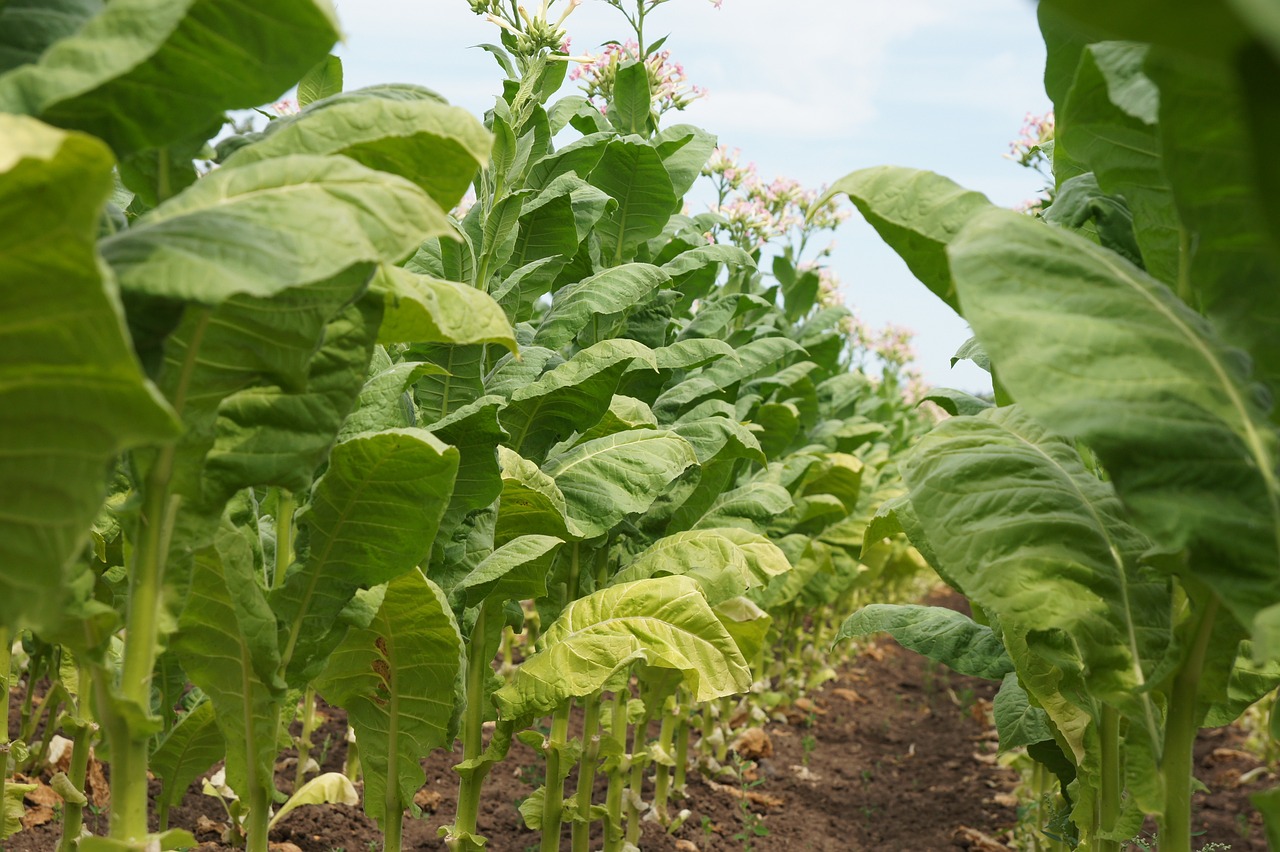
[
  {"left": 157, "top": 281, "right": 382, "bottom": 551},
  {"left": 423, "top": 395, "right": 508, "bottom": 541},
  {"left": 835, "top": 604, "right": 1014, "bottom": 680},
  {"left": 500, "top": 339, "right": 657, "bottom": 461},
  {"left": 274, "top": 428, "right": 459, "bottom": 684},
  {"left": 655, "top": 124, "right": 718, "bottom": 199},
  {"left": 337, "top": 359, "right": 438, "bottom": 441},
  {"left": 589, "top": 137, "right": 678, "bottom": 263},
  {"left": 0, "top": 0, "right": 103, "bottom": 74},
  {"left": 0, "top": 0, "right": 340, "bottom": 156},
  {"left": 532, "top": 263, "right": 670, "bottom": 349},
  {"left": 221, "top": 91, "right": 490, "bottom": 210},
  {"left": 494, "top": 576, "right": 751, "bottom": 717},
  {"left": 612, "top": 528, "right": 788, "bottom": 605},
  {"left": 315, "top": 569, "right": 464, "bottom": 826},
  {"left": 495, "top": 447, "right": 583, "bottom": 545},
  {"left": 453, "top": 534, "right": 563, "bottom": 607},
  {"left": 173, "top": 520, "right": 283, "bottom": 818},
  {"left": 543, "top": 429, "right": 698, "bottom": 539},
  {"left": 897, "top": 405, "right": 1172, "bottom": 720},
  {"left": 1058, "top": 42, "right": 1180, "bottom": 284},
  {"left": 0, "top": 115, "right": 177, "bottom": 634},
  {"left": 819, "top": 166, "right": 992, "bottom": 313},
  {"left": 102, "top": 155, "right": 446, "bottom": 303},
  {"left": 372, "top": 266, "right": 515, "bottom": 351},
  {"left": 949, "top": 209, "right": 1280, "bottom": 650},
  {"left": 150, "top": 699, "right": 224, "bottom": 820},
  {"left": 1145, "top": 52, "right": 1280, "bottom": 402}
]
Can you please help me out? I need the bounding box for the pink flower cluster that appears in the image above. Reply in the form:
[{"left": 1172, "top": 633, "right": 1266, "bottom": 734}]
[
  {"left": 1007, "top": 110, "right": 1054, "bottom": 168},
  {"left": 570, "top": 40, "right": 706, "bottom": 116},
  {"left": 703, "top": 147, "right": 850, "bottom": 250},
  {"left": 271, "top": 99, "right": 299, "bottom": 116}
]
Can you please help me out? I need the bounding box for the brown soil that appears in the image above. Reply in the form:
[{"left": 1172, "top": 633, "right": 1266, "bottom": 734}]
[{"left": 6, "top": 639, "right": 1274, "bottom": 851}]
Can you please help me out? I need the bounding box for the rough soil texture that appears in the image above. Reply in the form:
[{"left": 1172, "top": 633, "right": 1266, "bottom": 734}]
[{"left": 7, "top": 637, "right": 1274, "bottom": 851}]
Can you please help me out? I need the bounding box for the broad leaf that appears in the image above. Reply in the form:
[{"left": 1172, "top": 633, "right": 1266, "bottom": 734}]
[
  {"left": 274, "top": 428, "right": 459, "bottom": 684},
  {"left": 494, "top": 576, "right": 751, "bottom": 717},
  {"left": 949, "top": 209, "right": 1280, "bottom": 651},
  {"left": 544, "top": 430, "right": 699, "bottom": 539},
  {"left": 222, "top": 91, "right": 490, "bottom": 210},
  {"left": 0, "top": 115, "right": 177, "bottom": 633},
  {"left": 533, "top": 263, "right": 670, "bottom": 349},
  {"left": 835, "top": 604, "right": 1014, "bottom": 680},
  {"left": 102, "top": 155, "right": 446, "bottom": 303},
  {"left": 0, "top": 0, "right": 340, "bottom": 155},
  {"left": 372, "top": 266, "right": 515, "bottom": 350},
  {"left": 590, "top": 137, "right": 678, "bottom": 263},
  {"left": 150, "top": 699, "right": 224, "bottom": 819},
  {"left": 453, "top": 534, "right": 563, "bottom": 607},
  {"left": 315, "top": 570, "right": 465, "bottom": 826},
  {"left": 297, "top": 54, "right": 343, "bottom": 107},
  {"left": 819, "top": 166, "right": 992, "bottom": 312}
]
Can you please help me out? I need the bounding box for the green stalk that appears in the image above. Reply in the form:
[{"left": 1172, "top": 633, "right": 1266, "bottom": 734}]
[
  {"left": 623, "top": 705, "right": 653, "bottom": 847},
  {"left": 1160, "top": 596, "right": 1218, "bottom": 852},
  {"left": 715, "top": 696, "right": 731, "bottom": 762},
  {"left": 603, "top": 693, "right": 630, "bottom": 852},
  {"left": 383, "top": 803, "right": 403, "bottom": 852},
  {"left": 652, "top": 704, "right": 676, "bottom": 824},
  {"left": 111, "top": 446, "right": 180, "bottom": 844},
  {"left": 58, "top": 720, "right": 94, "bottom": 851},
  {"left": 540, "top": 703, "right": 572, "bottom": 852},
  {"left": 672, "top": 699, "right": 690, "bottom": 796},
  {"left": 244, "top": 776, "right": 271, "bottom": 852},
  {"left": 1, "top": 625, "right": 8, "bottom": 840},
  {"left": 571, "top": 692, "right": 603, "bottom": 852},
  {"left": 294, "top": 686, "right": 318, "bottom": 791},
  {"left": 453, "top": 603, "right": 494, "bottom": 845},
  {"left": 1095, "top": 704, "right": 1122, "bottom": 852},
  {"left": 272, "top": 489, "right": 295, "bottom": 591}
]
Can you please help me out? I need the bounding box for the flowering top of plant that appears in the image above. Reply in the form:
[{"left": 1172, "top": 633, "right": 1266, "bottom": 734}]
[
  {"left": 470, "top": 0, "right": 582, "bottom": 58},
  {"left": 1006, "top": 110, "right": 1055, "bottom": 169},
  {"left": 569, "top": 40, "right": 705, "bottom": 116}
]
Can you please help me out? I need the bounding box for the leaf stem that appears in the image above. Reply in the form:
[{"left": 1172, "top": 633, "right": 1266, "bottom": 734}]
[
  {"left": 1096, "top": 704, "right": 1121, "bottom": 852},
  {"left": 603, "top": 692, "right": 629, "bottom": 852},
  {"left": 452, "top": 603, "right": 494, "bottom": 846},
  {"left": 571, "top": 692, "right": 603, "bottom": 852},
  {"left": 1161, "top": 594, "right": 1218, "bottom": 852},
  {"left": 540, "top": 703, "right": 572, "bottom": 852},
  {"left": 273, "top": 490, "right": 295, "bottom": 590}
]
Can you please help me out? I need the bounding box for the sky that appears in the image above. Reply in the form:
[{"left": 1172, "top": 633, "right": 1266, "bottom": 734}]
[{"left": 329, "top": 0, "right": 1052, "bottom": 391}]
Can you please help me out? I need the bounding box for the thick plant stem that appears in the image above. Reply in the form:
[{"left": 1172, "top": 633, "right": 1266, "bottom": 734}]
[
  {"left": 1161, "top": 597, "right": 1218, "bottom": 852},
  {"left": 245, "top": 778, "right": 271, "bottom": 852},
  {"left": 57, "top": 721, "right": 93, "bottom": 850},
  {"left": 453, "top": 604, "right": 494, "bottom": 844},
  {"left": 603, "top": 693, "right": 630, "bottom": 852},
  {"left": 0, "top": 626, "right": 8, "bottom": 844},
  {"left": 672, "top": 706, "right": 690, "bottom": 796},
  {"left": 384, "top": 805, "right": 404, "bottom": 852},
  {"left": 652, "top": 705, "right": 677, "bottom": 824},
  {"left": 111, "top": 438, "right": 182, "bottom": 845},
  {"left": 273, "top": 489, "right": 295, "bottom": 590},
  {"left": 294, "top": 686, "right": 318, "bottom": 790},
  {"left": 624, "top": 706, "right": 653, "bottom": 847},
  {"left": 1095, "top": 704, "right": 1122, "bottom": 852},
  {"left": 540, "top": 703, "right": 572, "bottom": 852},
  {"left": 571, "top": 692, "right": 603, "bottom": 852}
]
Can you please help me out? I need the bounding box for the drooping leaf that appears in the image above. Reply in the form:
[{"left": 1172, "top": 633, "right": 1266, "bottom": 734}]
[
  {"left": 949, "top": 208, "right": 1280, "bottom": 652},
  {"left": 589, "top": 137, "right": 678, "bottom": 263},
  {"left": 149, "top": 699, "right": 225, "bottom": 820},
  {"left": 495, "top": 446, "right": 583, "bottom": 545},
  {"left": 897, "top": 405, "right": 1172, "bottom": 720},
  {"left": 372, "top": 266, "right": 515, "bottom": 350},
  {"left": 315, "top": 570, "right": 465, "bottom": 826},
  {"left": 103, "top": 154, "right": 445, "bottom": 302},
  {"left": 222, "top": 91, "right": 490, "bottom": 210},
  {"left": 338, "top": 360, "right": 440, "bottom": 441},
  {"left": 173, "top": 520, "right": 283, "bottom": 818},
  {"left": 0, "top": 0, "right": 341, "bottom": 156},
  {"left": 992, "top": 672, "right": 1056, "bottom": 752},
  {"left": 543, "top": 429, "right": 698, "bottom": 539},
  {"left": 532, "top": 263, "right": 670, "bottom": 349},
  {"left": 274, "top": 428, "right": 460, "bottom": 685},
  {"left": 819, "top": 166, "right": 993, "bottom": 312},
  {"left": 453, "top": 534, "right": 563, "bottom": 607},
  {"left": 494, "top": 576, "right": 751, "bottom": 717},
  {"left": 424, "top": 396, "right": 508, "bottom": 542},
  {"left": 835, "top": 604, "right": 1014, "bottom": 680},
  {"left": 0, "top": 115, "right": 178, "bottom": 634},
  {"left": 500, "top": 339, "right": 658, "bottom": 461},
  {"left": 269, "top": 772, "right": 359, "bottom": 829}
]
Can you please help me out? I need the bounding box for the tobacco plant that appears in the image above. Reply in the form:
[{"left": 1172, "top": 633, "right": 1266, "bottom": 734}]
[{"left": 834, "top": 2, "right": 1280, "bottom": 850}]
